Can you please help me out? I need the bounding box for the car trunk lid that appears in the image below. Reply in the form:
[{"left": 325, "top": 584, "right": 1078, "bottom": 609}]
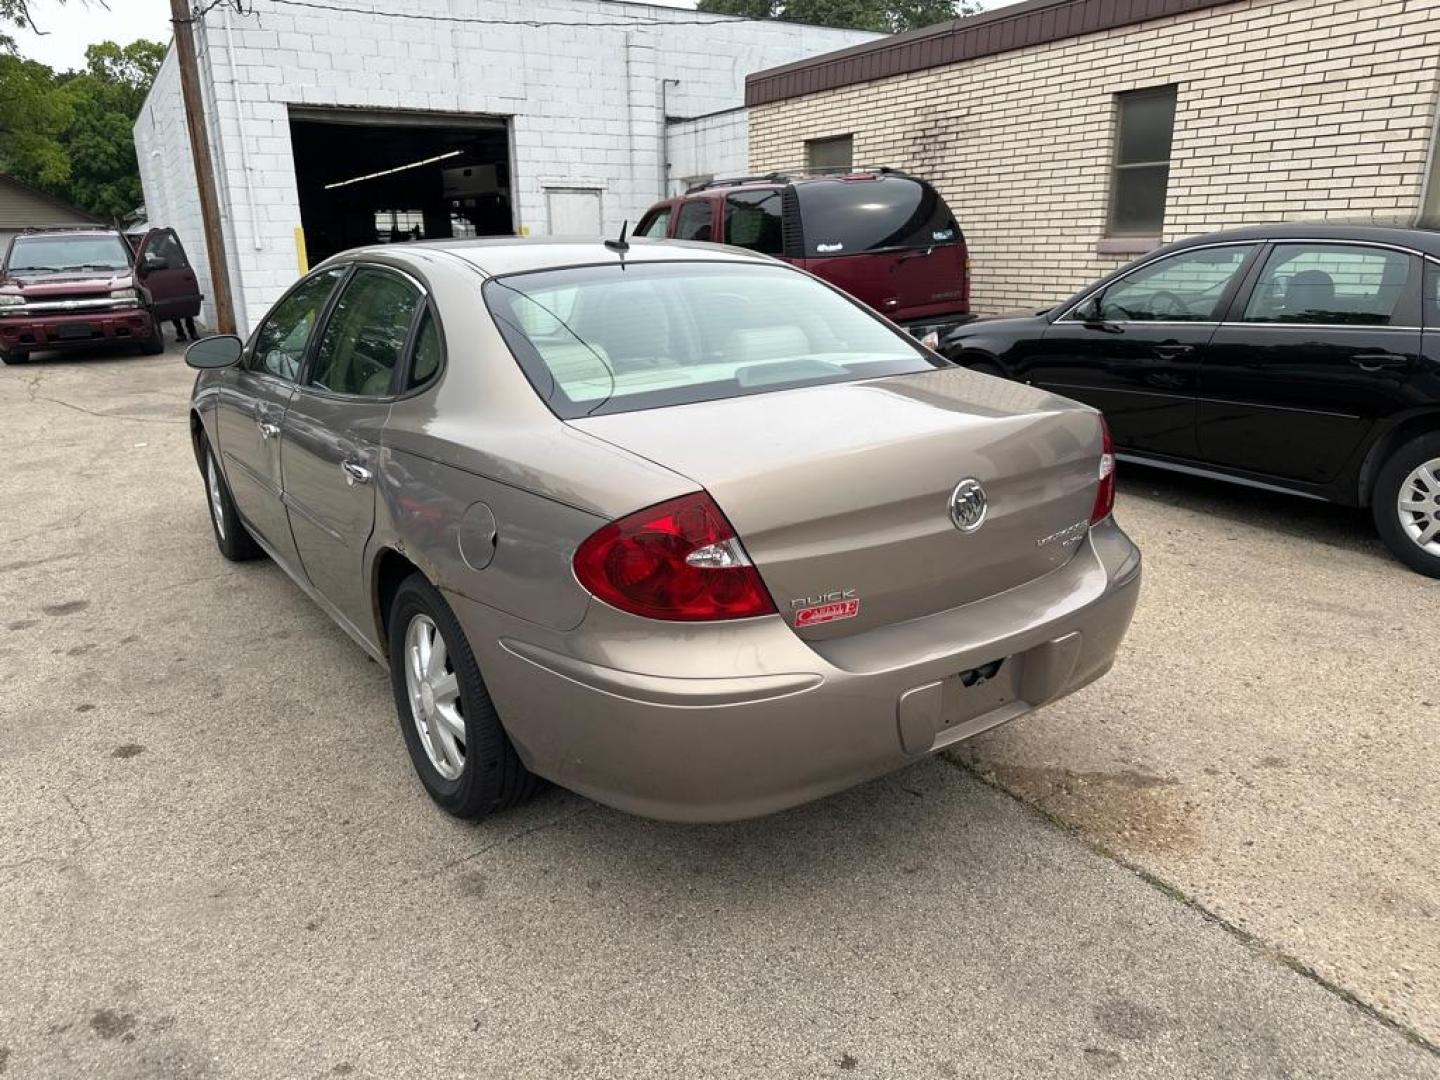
[{"left": 569, "top": 368, "right": 1103, "bottom": 640}]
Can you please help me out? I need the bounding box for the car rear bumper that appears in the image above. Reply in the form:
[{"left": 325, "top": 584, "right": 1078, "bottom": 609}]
[
  {"left": 455, "top": 517, "right": 1141, "bottom": 823},
  {"left": 0, "top": 307, "right": 152, "bottom": 352},
  {"left": 901, "top": 312, "right": 976, "bottom": 343}
]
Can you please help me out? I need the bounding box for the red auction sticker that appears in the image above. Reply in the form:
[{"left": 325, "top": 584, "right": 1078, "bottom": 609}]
[{"left": 794, "top": 598, "right": 860, "bottom": 627}]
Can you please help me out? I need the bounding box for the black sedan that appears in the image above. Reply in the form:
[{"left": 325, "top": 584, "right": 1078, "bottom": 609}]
[{"left": 940, "top": 223, "right": 1440, "bottom": 577}]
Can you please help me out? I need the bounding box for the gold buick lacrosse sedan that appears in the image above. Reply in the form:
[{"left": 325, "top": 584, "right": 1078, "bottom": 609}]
[{"left": 186, "top": 237, "right": 1140, "bottom": 822}]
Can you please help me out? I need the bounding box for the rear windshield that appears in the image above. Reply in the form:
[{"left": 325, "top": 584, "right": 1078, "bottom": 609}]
[
  {"left": 6, "top": 234, "right": 131, "bottom": 274},
  {"left": 484, "top": 261, "right": 944, "bottom": 419},
  {"left": 796, "top": 176, "right": 960, "bottom": 257}
]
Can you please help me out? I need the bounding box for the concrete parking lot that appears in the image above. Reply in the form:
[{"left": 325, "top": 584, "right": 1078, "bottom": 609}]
[{"left": 1, "top": 349, "right": 1437, "bottom": 1079}]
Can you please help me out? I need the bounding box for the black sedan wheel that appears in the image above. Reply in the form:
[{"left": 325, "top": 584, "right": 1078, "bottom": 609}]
[{"left": 1373, "top": 433, "right": 1440, "bottom": 578}]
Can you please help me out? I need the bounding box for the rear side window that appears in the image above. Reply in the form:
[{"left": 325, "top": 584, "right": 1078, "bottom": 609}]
[
  {"left": 409, "top": 308, "right": 442, "bottom": 388},
  {"left": 724, "top": 191, "right": 783, "bottom": 256},
  {"left": 637, "top": 209, "right": 671, "bottom": 238},
  {"left": 795, "top": 176, "right": 959, "bottom": 257},
  {"left": 484, "top": 262, "right": 943, "bottom": 419},
  {"left": 673, "top": 201, "right": 714, "bottom": 242},
  {"left": 309, "top": 267, "right": 422, "bottom": 396},
  {"left": 1242, "top": 243, "right": 1417, "bottom": 326}
]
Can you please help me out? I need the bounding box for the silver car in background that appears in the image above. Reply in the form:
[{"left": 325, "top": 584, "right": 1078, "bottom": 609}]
[{"left": 186, "top": 238, "right": 1141, "bottom": 822}]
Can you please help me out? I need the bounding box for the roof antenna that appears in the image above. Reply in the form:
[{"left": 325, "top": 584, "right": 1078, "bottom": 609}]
[{"left": 604, "top": 220, "right": 630, "bottom": 254}]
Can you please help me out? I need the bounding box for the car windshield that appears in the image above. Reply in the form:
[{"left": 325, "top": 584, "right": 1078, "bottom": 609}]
[
  {"left": 485, "top": 261, "right": 944, "bottom": 419},
  {"left": 6, "top": 234, "right": 131, "bottom": 274},
  {"left": 795, "top": 176, "right": 960, "bottom": 257}
]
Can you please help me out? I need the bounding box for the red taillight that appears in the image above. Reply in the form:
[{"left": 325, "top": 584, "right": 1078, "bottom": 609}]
[
  {"left": 573, "top": 492, "right": 777, "bottom": 621},
  {"left": 1090, "top": 417, "right": 1116, "bottom": 524}
]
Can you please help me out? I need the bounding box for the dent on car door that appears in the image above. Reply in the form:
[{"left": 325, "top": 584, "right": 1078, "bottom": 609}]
[
  {"left": 1027, "top": 243, "right": 1259, "bottom": 458},
  {"left": 282, "top": 265, "right": 426, "bottom": 640},
  {"left": 1197, "top": 242, "right": 1423, "bottom": 485},
  {"left": 214, "top": 265, "right": 346, "bottom": 570}
]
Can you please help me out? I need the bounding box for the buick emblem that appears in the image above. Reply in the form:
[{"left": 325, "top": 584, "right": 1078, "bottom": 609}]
[{"left": 948, "top": 478, "right": 987, "bottom": 532}]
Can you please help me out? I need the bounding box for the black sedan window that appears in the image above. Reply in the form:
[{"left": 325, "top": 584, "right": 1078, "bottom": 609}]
[
  {"left": 1242, "top": 244, "right": 1416, "bottom": 326},
  {"left": 1093, "top": 245, "right": 1255, "bottom": 322}
]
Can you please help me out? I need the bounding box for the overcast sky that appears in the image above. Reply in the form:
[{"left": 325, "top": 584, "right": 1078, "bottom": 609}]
[{"left": 11, "top": 0, "right": 1024, "bottom": 71}]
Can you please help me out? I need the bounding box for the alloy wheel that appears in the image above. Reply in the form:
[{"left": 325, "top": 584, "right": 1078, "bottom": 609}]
[
  {"left": 207, "top": 453, "right": 227, "bottom": 541},
  {"left": 1397, "top": 456, "right": 1440, "bottom": 555},
  {"left": 404, "top": 613, "right": 466, "bottom": 780}
]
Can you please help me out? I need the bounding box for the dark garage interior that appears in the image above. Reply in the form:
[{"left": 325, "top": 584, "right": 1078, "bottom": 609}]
[{"left": 289, "top": 107, "right": 513, "bottom": 265}]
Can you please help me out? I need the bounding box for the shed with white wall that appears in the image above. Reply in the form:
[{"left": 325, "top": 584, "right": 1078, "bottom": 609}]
[{"left": 134, "top": 0, "right": 875, "bottom": 332}]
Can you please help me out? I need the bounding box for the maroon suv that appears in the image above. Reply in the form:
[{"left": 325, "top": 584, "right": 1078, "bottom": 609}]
[
  {"left": 637, "top": 169, "right": 971, "bottom": 344},
  {"left": 0, "top": 226, "right": 202, "bottom": 364}
]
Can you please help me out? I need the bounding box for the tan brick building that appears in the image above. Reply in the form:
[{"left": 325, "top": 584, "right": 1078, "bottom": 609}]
[{"left": 746, "top": 0, "right": 1440, "bottom": 313}]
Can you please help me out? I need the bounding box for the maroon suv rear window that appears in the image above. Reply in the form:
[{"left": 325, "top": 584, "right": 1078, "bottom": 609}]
[{"left": 795, "top": 176, "right": 960, "bottom": 257}]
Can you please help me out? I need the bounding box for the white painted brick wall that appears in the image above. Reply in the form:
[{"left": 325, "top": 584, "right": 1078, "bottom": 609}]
[
  {"left": 666, "top": 108, "right": 747, "bottom": 192},
  {"left": 134, "top": 0, "right": 874, "bottom": 332},
  {"left": 748, "top": 0, "right": 1440, "bottom": 314}
]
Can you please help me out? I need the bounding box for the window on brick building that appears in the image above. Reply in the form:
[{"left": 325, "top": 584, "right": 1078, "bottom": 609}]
[
  {"left": 1109, "top": 86, "right": 1176, "bottom": 237},
  {"left": 806, "top": 135, "right": 853, "bottom": 173}
]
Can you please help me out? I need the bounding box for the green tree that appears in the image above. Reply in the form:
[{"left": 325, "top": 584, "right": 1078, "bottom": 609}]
[
  {"left": 0, "top": 52, "right": 70, "bottom": 186},
  {"left": 55, "top": 40, "right": 168, "bottom": 218},
  {"left": 697, "top": 0, "right": 979, "bottom": 33},
  {"left": 0, "top": 36, "right": 166, "bottom": 220}
]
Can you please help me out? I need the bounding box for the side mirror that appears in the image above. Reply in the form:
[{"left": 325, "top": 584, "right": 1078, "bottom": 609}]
[
  {"left": 141, "top": 251, "right": 169, "bottom": 272},
  {"left": 185, "top": 334, "right": 243, "bottom": 369}
]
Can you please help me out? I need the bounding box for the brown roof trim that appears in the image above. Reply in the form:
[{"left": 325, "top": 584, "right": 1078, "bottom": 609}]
[
  {"left": 0, "top": 172, "right": 105, "bottom": 227},
  {"left": 745, "top": 0, "right": 1248, "bottom": 107}
]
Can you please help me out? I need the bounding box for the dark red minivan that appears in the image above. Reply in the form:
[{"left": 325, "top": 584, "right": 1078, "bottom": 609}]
[{"left": 636, "top": 169, "right": 971, "bottom": 344}]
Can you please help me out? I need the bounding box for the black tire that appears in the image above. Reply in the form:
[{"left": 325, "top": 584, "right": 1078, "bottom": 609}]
[
  {"left": 961, "top": 358, "right": 1004, "bottom": 378},
  {"left": 200, "top": 438, "right": 264, "bottom": 561},
  {"left": 0, "top": 346, "right": 26, "bottom": 365},
  {"left": 140, "top": 316, "right": 165, "bottom": 355},
  {"left": 387, "top": 573, "right": 538, "bottom": 819},
  {"left": 1372, "top": 432, "right": 1440, "bottom": 578}
]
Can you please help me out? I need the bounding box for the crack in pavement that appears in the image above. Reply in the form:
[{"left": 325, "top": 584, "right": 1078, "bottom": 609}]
[
  {"left": 943, "top": 754, "right": 1440, "bottom": 1060},
  {"left": 33, "top": 395, "right": 185, "bottom": 425}
]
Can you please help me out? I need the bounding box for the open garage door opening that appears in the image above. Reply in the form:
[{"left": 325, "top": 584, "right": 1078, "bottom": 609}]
[{"left": 289, "top": 107, "right": 512, "bottom": 266}]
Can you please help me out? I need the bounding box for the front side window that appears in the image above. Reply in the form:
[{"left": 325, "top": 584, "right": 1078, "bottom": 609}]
[
  {"left": 1089, "top": 244, "right": 1255, "bottom": 322},
  {"left": 145, "top": 229, "right": 190, "bottom": 268},
  {"left": 6, "top": 233, "right": 131, "bottom": 274},
  {"left": 309, "top": 266, "right": 422, "bottom": 396},
  {"left": 1109, "top": 86, "right": 1177, "bottom": 237},
  {"left": 249, "top": 266, "right": 346, "bottom": 382},
  {"left": 724, "top": 191, "right": 783, "bottom": 256},
  {"left": 673, "top": 201, "right": 714, "bottom": 242},
  {"left": 484, "top": 262, "right": 944, "bottom": 419},
  {"left": 1242, "top": 244, "right": 1416, "bottom": 326},
  {"left": 637, "top": 209, "right": 671, "bottom": 239},
  {"left": 806, "top": 135, "right": 853, "bottom": 173}
]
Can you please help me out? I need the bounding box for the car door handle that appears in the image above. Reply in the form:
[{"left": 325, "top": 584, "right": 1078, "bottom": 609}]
[
  {"left": 340, "top": 460, "right": 372, "bottom": 487},
  {"left": 1151, "top": 344, "right": 1194, "bottom": 360},
  {"left": 1351, "top": 353, "right": 1409, "bottom": 371},
  {"left": 256, "top": 420, "right": 280, "bottom": 440}
]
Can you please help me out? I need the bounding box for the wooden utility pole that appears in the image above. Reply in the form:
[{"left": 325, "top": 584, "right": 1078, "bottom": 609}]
[{"left": 169, "top": 0, "right": 237, "bottom": 334}]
